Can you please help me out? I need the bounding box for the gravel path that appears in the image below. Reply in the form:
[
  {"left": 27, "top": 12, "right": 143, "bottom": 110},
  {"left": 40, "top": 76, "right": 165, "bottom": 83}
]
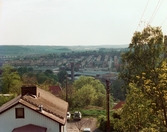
[{"left": 67, "top": 117, "right": 103, "bottom": 132}]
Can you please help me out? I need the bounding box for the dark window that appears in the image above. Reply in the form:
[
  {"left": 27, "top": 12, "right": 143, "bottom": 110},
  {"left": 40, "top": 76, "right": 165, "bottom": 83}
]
[{"left": 15, "top": 108, "right": 24, "bottom": 118}]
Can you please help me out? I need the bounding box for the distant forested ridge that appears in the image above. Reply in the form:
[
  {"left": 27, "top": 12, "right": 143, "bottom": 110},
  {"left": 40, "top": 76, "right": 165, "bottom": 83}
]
[
  {"left": 0, "top": 45, "right": 73, "bottom": 56},
  {"left": 0, "top": 45, "right": 128, "bottom": 56}
]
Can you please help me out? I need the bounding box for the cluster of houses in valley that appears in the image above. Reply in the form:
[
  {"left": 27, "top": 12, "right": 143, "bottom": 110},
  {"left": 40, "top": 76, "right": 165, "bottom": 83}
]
[{"left": 1, "top": 54, "right": 120, "bottom": 72}]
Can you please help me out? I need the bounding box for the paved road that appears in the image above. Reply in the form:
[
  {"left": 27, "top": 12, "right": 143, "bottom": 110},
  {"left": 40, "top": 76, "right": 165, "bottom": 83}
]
[{"left": 67, "top": 117, "right": 102, "bottom": 132}]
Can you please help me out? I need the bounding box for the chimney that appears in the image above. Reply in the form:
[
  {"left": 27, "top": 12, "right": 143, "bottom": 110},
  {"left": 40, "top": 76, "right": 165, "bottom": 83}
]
[
  {"left": 39, "top": 105, "right": 43, "bottom": 112},
  {"left": 21, "top": 86, "right": 37, "bottom": 96},
  {"left": 38, "top": 92, "right": 40, "bottom": 97},
  {"left": 71, "top": 62, "right": 74, "bottom": 82}
]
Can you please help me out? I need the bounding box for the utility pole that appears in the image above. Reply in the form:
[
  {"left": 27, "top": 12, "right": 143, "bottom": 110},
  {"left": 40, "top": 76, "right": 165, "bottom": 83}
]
[
  {"left": 106, "top": 79, "right": 110, "bottom": 131},
  {"left": 71, "top": 62, "right": 74, "bottom": 82}
]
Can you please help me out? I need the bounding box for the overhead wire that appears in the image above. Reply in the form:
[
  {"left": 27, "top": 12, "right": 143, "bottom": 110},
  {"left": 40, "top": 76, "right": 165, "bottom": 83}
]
[
  {"left": 148, "top": 0, "right": 163, "bottom": 25},
  {"left": 161, "top": 15, "right": 167, "bottom": 27},
  {"left": 135, "top": 0, "right": 150, "bottom": 31},
  {"left": 134, "top": 0, "right": 166, "bottom": 38}
]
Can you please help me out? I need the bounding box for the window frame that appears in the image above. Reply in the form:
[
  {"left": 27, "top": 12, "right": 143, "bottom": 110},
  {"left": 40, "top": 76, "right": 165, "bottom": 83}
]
[{"left": 15, "top": 108, "right": 24, "bottom": 119}]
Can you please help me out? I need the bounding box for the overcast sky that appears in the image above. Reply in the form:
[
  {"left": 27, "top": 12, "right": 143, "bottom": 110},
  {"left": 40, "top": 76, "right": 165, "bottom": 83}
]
[{"left": 0, "top": 0, "right": 167, "bottom": 46}]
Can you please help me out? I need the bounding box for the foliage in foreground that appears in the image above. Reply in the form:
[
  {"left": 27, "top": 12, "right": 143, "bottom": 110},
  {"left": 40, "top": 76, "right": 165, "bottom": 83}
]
[
  {"left": 114, "top": 84, "right": 162, "bottom": 131},
  {"left": 116, "top": 26, "right": 167, "bottom": 131},
  {"left": 97, "top": 115, "right": 117, "bottom": 132}
]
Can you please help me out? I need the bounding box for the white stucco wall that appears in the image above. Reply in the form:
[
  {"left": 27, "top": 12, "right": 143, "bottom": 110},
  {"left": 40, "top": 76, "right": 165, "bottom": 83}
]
[{"left": 0, "top": 104, "right": 66, "bottom": 132}]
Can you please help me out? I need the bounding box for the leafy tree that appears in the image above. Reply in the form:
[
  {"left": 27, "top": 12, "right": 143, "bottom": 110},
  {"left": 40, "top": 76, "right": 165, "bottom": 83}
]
[
  {"left": 114, "top": 84, "right": 160, "bottom": 131},
  {"left": 98, "top": 115, "right": 116, "bottom": 132},
  {"left": 19, "top": 68, "right": 58, "bottom": 90},
  {"left": 59, "top": 76, "right": 110, "bottom": 109},
  {"left": 17, "top": 66, "right": 28, "bottom": 75},
  {"left": 93, "top": 92, "right": 106, "bottom": 107},
  {"left": 37, "top": 73, "right": 48, "bottom": 84},
  {"left": 28, "top": 67, "right": 33, "bottom": 72},
  {"left": 0, "top": 65, "right": 22, "bottom": 94},
  {"left": 73, "top": 76, "right": 105, "bottom": 94},
  {"left": 120, "top": 25, "right": 165, "bottom": 87},
  {"left": 111, "top": 79, "right": 126, "bottom": 100},
  {"left": 17, "top": 66, "right": 33, "bottom": 76},
  {"left": 140, "top": 61, "right": 167, "bottom": 129},
  {"left": 57, "top": 70, "right": 67, "bottom": 84},
  {"left": 44, "top": 69, "right": 58, "bottom": 83},
  {"left": 59, "top": 84, "right": 77, "bottom": 110},
  {"left": 21, "top": 74, "right": 38, "bottom": 86},
  {"left": 0, "top": 95, "right": 15, "bottom": 106},
  {"left": 74, "top": 84, "right": 97, "bottom": 108},
  {"left": 73, "top": 76, "right": 108, "bottom": 108},
  {"left": 118, "top": 25, "right": 167, "bottom": 130},
  {"left": 39, "top": 79, "right": 57, "bottom": 91},
  {"left": 44, "top": 69, "right": 53, "bottom": 75}
]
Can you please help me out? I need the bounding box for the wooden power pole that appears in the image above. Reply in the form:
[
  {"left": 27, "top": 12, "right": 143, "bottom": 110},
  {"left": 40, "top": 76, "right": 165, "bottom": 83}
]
[{"left": 106, "top": 79, "right": 110, "bottom": 131}]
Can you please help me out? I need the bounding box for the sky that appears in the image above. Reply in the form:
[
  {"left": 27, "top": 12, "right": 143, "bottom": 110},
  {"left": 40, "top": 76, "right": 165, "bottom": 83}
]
[{"left": 0, "top": 0, "right": 167, "bottom": 46}]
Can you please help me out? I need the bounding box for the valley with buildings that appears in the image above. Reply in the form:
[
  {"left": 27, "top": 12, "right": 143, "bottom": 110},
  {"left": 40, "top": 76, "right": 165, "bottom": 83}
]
[
  {"left": 0, "top": 45, "right": 127, "bottom": 132},
  {"left": 0, "top": 45, "right": 127, "bottom": 81},
  {"left": 1, "top": 0, "right": 167, "bottom": 131}
]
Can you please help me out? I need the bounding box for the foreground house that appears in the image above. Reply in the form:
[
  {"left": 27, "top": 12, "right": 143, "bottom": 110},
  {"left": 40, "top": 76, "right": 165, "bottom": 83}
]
[{"left": 0, "top": 86, "right": 68, "bottom": 132}]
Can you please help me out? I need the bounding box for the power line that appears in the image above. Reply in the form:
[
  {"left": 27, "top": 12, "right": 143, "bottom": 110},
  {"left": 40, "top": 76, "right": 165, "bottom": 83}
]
[
  {"left": 148, "top": 0, "right": 161, "bottom": 24},
  {"left": 148, "top": 0, "right": 163, "bottom": 25},
  {"left": 161, "top": 15, "right": 167, "bottom": 27},
  {"left": 136, "top": 0, "right": 150, "bottom": 31}
]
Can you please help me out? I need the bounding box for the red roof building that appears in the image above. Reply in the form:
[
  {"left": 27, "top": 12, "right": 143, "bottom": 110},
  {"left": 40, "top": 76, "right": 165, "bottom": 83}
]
[
  {"left": 112, "top": 101, "right": 125, "bottom": 110},
  {"left": 49, "top": 85, "right": 62, "bottom": 96}
]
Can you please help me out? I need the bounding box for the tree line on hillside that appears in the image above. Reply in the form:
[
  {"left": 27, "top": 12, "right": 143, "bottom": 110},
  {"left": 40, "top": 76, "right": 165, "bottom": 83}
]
[
  {"left": 0, "top": 65, "right": 118, "bottom": 110},
  {"left": 0, "top": 65, "right": 58, "bottom": 94}
]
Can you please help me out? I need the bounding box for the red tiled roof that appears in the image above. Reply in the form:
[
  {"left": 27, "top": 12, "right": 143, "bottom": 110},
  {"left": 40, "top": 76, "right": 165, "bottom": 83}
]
[
  {"left": 49, "top": 85, "right": 62, "bottom": 95},
  {"left": 112, "top": 101, "right": 125, "bottom": 110},
  {"left": 12, "top": 124, "right": 47, "bottom": 132}
]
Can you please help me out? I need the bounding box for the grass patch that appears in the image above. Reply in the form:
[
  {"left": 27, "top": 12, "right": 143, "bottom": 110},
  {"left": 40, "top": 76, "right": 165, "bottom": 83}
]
[{"left": 80, "top": 109, "right": 106, "bottom": 117}]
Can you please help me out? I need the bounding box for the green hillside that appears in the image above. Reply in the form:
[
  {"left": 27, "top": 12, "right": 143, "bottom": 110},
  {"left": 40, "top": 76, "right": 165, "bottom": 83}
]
[{"left": 0, "top": 45, "right": 72, "bottom": 56}]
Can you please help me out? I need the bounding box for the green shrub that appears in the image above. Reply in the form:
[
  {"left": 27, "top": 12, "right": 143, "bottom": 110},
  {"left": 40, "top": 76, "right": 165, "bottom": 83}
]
[{"left": 0, "top": 95, "right": 15, "bottom": 106}]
